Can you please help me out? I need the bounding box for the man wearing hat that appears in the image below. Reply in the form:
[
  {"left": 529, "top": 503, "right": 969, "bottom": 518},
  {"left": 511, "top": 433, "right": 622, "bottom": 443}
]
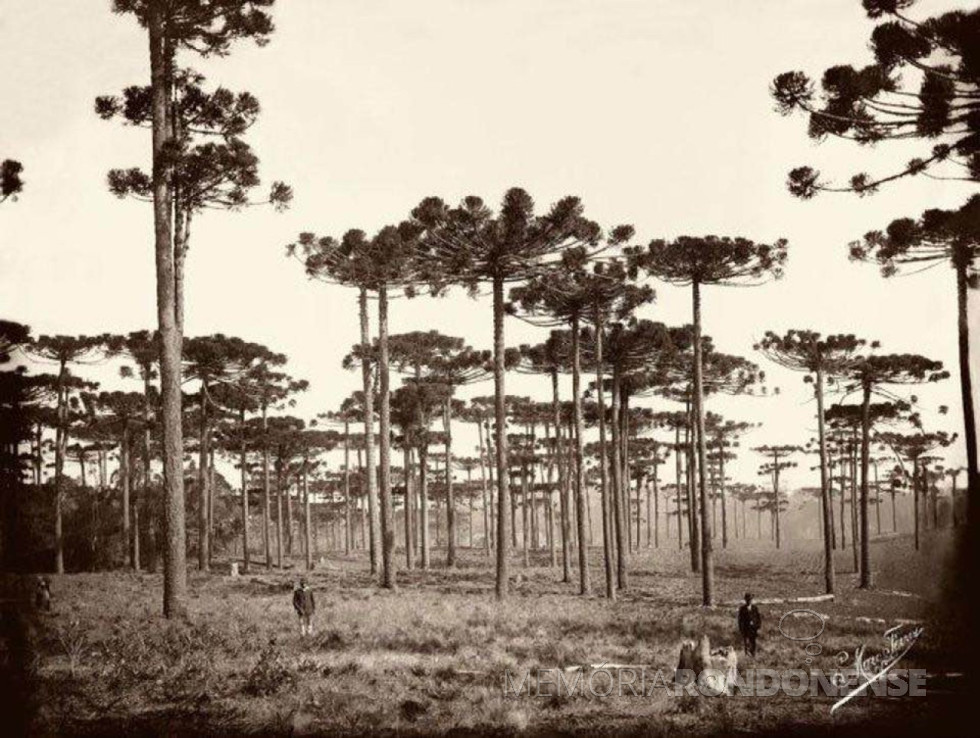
[
  {"left": 737, "top": 592, "right": 761, "bottom": 656},
  {"left": 293, "top": 578, "right": 316, "bottom": 636}
]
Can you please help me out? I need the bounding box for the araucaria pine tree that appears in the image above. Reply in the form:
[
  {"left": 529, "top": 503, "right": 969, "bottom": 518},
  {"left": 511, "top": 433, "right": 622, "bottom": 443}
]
[
  {"left": 630, "top": 235, "right": 787, "bottom": 606},
  {"left": 111, "top": 0, "right": 282, "bottom": 619},
  {"left": 756, "top": 330, "right": 865, "bottom": 594},
  {"left": 850, "top": 197, "right": 979, "bottom": 528},
  {"left": 841, "top": 351, "right": 948, "bottom": 587},
  {"left": 411, "top": 189, "right": 603, "bottom": 600}
]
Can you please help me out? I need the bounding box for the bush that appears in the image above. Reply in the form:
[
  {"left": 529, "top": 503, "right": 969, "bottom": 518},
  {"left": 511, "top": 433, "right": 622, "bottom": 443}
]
[{"left": 244, "top": 640, "right": 296, "bottom": 696}]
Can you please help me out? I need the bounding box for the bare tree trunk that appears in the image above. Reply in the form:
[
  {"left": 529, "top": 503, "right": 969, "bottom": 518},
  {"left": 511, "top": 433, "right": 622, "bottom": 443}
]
[
  {"left": 609, "top": 363, "right": 628, "bottom": 590},
  {"left": 468, "top": 468, "right": 475, "bottom": 548},
  {"left": 773, "top": 461, "right": 782, "bottom": 549},
  {"left": 914, "top": 459, "right": 920, "bottom": 551},
  {"left": 478, "top": 419, "right": 490, "bottom": 557},
  {"left": 303, "top": 460, "right": 312, "bottom": 571},
  {"left": 829, "top": 462, "right": 837, "bottom": 549},
  {"left": 719, "top": 438, "right": 728, "bottom": 549},
  {"left": 691, "top": 281, "right": 713, "bottom": 605},
  {"left": 622, "top": 395, "right": 632, "bottom": 553},
  {"left": 142, "top": 373, "right": 154, "bottom": 572},
  {"left": 492, "top": 276, "right": 510, "bottom": 600},
  {"left": 571, "top": 314, "right": 591, "bottom": 595},
  {"left": 262, "top": 405, "right": 272, "bottom": 569},
  {"left": 359, "top": 288, "right": 380, "bottom": 576},
  {"left": 486, "top": 421, "right": 496, "bottom": 550},
  {"left": 344, "top": 421, "right": 352, "bottom": 555},
  {"left": 208, "top": 448, "right": 215, "bottom": 568},
  {"left": 954, "top": 263, "right": 978, "bottom": 539},
  {"left": 420, "top": 443, "right": 430, "bottom": 569},
  {"left": 444, "top": 398, "right": 456, "bottom": 568},
  {"left": 510, "top": 471, "right": 517, "bottom": 550},
  {"left": 859, "top": 383, "right": 872, "bottom": 588},
  {"left": 240, "top": 409, "right": 250, "bottom": 573},
  {"left": 594, "top": 309, "right": 615, "bottom": 601},
  {"left": 873, "top": 460, "right": 882, "bottom": 535},
  {"left": 675, "top": 427, "right": 683, "bottom": 550},
  {"left": 891, "top": 486, "right": 898, "bottom": 533},
  {"left": 839, "top": 451, "right": 847, "bottom": 551},
  {"left": 121, "top": 425, "right": 131, "bottom": 569},
  {"left": 377, "top": 284, "right": 396, "bottom": 588},
  {"left": 551, "top": 372, "right": 570, "bottom": 582},
  {"left": 850, "top": 441, "right": 858, "bottom": 574},
  {"left": 815, "top": 368, "right": 835, "bottom": 595},
  {"left": 286, "top": 476, "right": 294, "bottom": 559},
  {"left": 686, "top": 403, "right": 700, "bottom": 572},
  {"left": 633, "top": 470, "right": 642, "bottom": 551},
  {"left": 521, "top": 459, "right": 530, "bottom": 567},
  {"left": 197, "top": 387, "right": 209, "bottom": 571},
  {"left": 149, "top": 10, "right": 186, "bottom": 617},
  {"left": 403, "top": 445, "right": 414, "bottom": 569},
  {"left": 653, "top": 469, "right": 660, "bottom": 548},
  {"left": 53, "top": 368, "right": 67, "bottom": 574},
  {"left": 646, "top": 470, "right": 653, "bottom": 548},
  {"left": 275, "top": 464, "right": 283, "bottom": 568}
]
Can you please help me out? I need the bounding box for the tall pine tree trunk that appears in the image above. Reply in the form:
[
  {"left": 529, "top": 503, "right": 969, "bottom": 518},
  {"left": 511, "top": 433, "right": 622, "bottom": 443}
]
[
  {"left": 142, "top": 373, "right": 154, "bottom": 573},
  {"left": 954, "top": 263, "right": 978, "bottom": 536},
  {"left": 873, "top": 460, "right": 881, "bottom": 535},
  {"left": 403, "top": 445, "right": 414, "bottom": 569},
  {"left": 610, "top": 364, "right": 628, "bottom": 589},
  {"left": 262, "top": 405, "right": 271, "bottom": 569},
  {"left": 815, "top": 367, "right": 835, "bottom": 595},
  {"left": 675, "top": 427, "right": 683, "bottom": 550},
  {"left": 691, "top": 281, "right": 713, "bottom": 605},
  {"left": 492, "top": 275, "right": 511, "bottom": 599},
  {"left": 344, "top": 422, "right": 352, "bottom": 556},
  {"left": 275, "top": 464, "right": 283, "bottom": 568},
  {"left": 53, "top": 369, "right": 67, "bottom": 574},
  {"left": 149, "top": 9, "right": 186, "bottom": 617},
  {"left": 377, "top": 284, "right": 395, "bottom": 589},
  {"left": 121, "top": 424, "right": 131, "bottom": 569},
  {"left": 197, "top": 387, "right": 209, "bottom": 571},
  {"left": 913, "top": 459, "right": 921, "bottom": 551},
  {"left": 773, "top": 459, "right": 782, "bottom": 549},
  {"left": 240, "top": 409, "right": 250, "bottom": 573},
  {"left": 444, "top": 398, "right": 456, "bottom": 567},
  {"left": 359, "top": 288, "right": 380, "bottom": 576},
  {"left": 521, "top": 459, "right": 530, "bottom": 567},
  {"left": 571, "top": 314, "right": 591, "bottom": 595},
  {"left": 551, "top": 373, "right": 570, "bottom": 582},
  {"left": 593, "top": 310, "right": 615, "bottom": 601},
  {"left": 304, "top": 460, "right": 312, "bottom": 571},
  {"left": 420, "top": 443, "right": 430, "bottom": 569},
  {"left": 478, "top": 418, "right": 491, "bottom": 557},
  {"left": 850, "top": 441, "right": 859, "bottom": 573},
  {"left": 859, "top": 383, "right": 872, "bottom": 588},
  {"left": 685, "top": 405, "right": 699, "bottom": 571}
]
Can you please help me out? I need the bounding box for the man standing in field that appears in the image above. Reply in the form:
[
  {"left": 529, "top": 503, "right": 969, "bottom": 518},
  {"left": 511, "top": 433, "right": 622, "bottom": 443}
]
[
  {"left": 293, "top": 579, "right": 316, "bottom": 636},
  {"left": 738, "top": 592, "right": 761, "bottom": 656}
]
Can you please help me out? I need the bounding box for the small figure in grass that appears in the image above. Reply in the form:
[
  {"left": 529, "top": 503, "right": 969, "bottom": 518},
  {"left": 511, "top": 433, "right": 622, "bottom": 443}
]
[
  {"left": 34, "top": 576, "right": 51, "bottom": 612},
  {"left": 737, "top": 592, "right": 762, "bottom": 656},
  {"left": 293, "top": 578, "right": 315, "bottom": 636}
]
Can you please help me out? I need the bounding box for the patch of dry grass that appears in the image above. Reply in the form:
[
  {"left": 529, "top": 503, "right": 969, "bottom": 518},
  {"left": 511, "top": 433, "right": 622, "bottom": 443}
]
[{"left": 9, "top": 529, "right": 968, "bottom": 735}]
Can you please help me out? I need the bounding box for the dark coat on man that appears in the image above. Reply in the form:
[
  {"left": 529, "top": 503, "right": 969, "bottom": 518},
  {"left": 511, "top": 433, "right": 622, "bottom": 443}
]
[
  {"left": 293, "top": 584, "right": 315, "bottom": 619},
  {"left": 737, "top": 602, "right": 761, "bottom": 636}
]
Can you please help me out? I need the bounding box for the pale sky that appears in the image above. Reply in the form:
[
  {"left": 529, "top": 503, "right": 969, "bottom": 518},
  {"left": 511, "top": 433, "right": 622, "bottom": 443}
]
[{"left": 1, "top": 0, "right": 976, "bottom": 491}]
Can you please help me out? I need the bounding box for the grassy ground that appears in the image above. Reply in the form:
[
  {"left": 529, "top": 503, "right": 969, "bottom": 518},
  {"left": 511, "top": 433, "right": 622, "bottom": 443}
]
[{"left": 5, "top": 529, "right": 971, "bottom": 736}]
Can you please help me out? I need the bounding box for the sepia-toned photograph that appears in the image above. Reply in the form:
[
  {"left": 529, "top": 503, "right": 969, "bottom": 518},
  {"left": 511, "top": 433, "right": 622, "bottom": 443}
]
[{"left": 1, "top": 1, "right": 978, "bottom": 735}]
